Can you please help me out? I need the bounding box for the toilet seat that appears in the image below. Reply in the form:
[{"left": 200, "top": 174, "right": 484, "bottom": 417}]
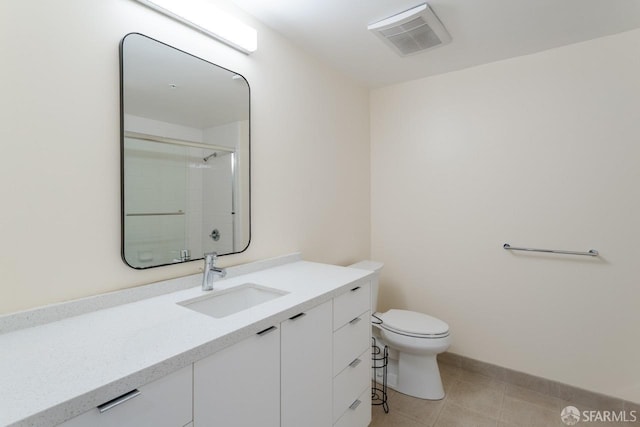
[{"left": 378, "top": 309, "right": 450, "bottom": 339}]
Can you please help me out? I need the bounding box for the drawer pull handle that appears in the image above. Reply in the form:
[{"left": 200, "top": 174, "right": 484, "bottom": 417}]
[
  {"left": 349, "top": 399, "right": 362, "bottom": 410},
  {"left": 289, "top": 312, "right": 306, "bottom": 320},
  {"left": 257, "top": 326, "right": 278, "bottom": 336},
  {"left": 349, "top": 358, "right": 362, "bottom": 368},
  {"left": 350, "top": 286, "right": 361, "bottom": 292},
  {"left": 98, "top": 389, "right": 141, "bottom": 413},
  {"left": 349, "top": 317, "right": 361, "bottom": 325}
]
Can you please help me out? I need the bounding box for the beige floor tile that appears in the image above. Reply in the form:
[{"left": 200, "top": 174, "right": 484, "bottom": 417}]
[
  {"left": 504, "top": 383, "right": 564, "bottom": 411},
  {"left": 438, "top": 363, "right": 461, "bottom": 379},
  {"left": 447, "top": 378, "right": 504, "bottom": 419},
  {"left": 624, "top": 401, "right": 640, "bottom": 413},
  {"left": 440, "top": 363, "right": 461, "bottom": 387},
  {"left": 370, "top": 410, "right": 428, "bottom": 427},
  {"left": 434, "top": 401, "right": 499, "bottom": 427},
  {"left": 390, "top": 391, "right": 445, "bottom": 426},
  {"left": 372, "top": 400, "right": 390, "bottom": 420},
  {"left": 500, "top": 396, "right": 564, "bottom": 427},
  {"left": 389, "top": 388, "right": 399, "bottom": 401},
  {"left": 368, "top": 362, "right": 636, "bottom": 427}
]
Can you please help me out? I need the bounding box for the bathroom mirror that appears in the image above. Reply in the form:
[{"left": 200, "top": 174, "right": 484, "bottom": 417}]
[{"left": 120, "top": 33, "right": 250, "bottom": 269}]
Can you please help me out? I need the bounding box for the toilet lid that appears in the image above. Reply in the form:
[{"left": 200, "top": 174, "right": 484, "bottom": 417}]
[{"left": 379, "top": 309, "right": 449, "bottom": 337}]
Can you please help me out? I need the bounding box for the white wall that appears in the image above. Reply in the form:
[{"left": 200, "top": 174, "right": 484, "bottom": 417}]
[
  {"left": 0, "top": 0, "right": 370, "bottom": 314},
  {"left": 371, "top": 29, "right": 640, "bottom": 402}
]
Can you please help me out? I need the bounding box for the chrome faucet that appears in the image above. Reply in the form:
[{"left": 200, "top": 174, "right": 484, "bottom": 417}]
[{"left": 202, "top": 252, "right": 226, "bottom": 291}]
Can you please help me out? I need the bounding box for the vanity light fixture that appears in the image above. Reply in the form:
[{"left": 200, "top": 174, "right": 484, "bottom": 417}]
[{"left": 133, "top": 0, "right": 258, "bottom": 54}]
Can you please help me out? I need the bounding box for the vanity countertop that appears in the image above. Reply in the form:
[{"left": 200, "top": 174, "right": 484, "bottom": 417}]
[{"left": 0, "top": 256, "right": 373, "bottom": 427}]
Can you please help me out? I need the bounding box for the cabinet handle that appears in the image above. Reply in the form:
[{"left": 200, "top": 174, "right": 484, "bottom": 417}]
[
  {"left": 350, "top": 286, "right": 361, "bottom": 292},
  {"left": 97, "top": 389, "right": 141, "bottom": 413},
  {"left": 349, "top": 317, "right": 361, "bottom": 325},
  {"left": 289, "top": 312, "right": 306, "bottom": 320},
  {"left": 257, "top": 326, "right": 278, "bottom": 336},
  {"left": 349, "top": 399, "right": 362, "bottom": 410},
  {"left": 349, "top": 358, "right": 362, "bottom": 368}
]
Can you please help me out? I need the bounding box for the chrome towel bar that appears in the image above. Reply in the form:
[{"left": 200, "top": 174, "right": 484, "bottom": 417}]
[
  {"left": 126, "top": 211, "right": 184, "bottom": 217},
  {"left": 503, "top": 243, "right": 599, "bottom": 257}
]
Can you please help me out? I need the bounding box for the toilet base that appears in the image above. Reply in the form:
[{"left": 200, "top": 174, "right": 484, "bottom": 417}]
[
  {"left": 396, "top": 352, "right": 445, "bottom": 400},
  {"left": 374, "top": 333, "right": 447, "bottom": 400}
]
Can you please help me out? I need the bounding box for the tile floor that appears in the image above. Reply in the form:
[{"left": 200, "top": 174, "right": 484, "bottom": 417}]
[{"left": 370, "top": 362, "right": 636, "bottom": 427}]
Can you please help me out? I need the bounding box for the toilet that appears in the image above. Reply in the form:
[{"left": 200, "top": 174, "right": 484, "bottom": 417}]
[{"left": 349, "top": 261, "right": 451, "bottom": 400}]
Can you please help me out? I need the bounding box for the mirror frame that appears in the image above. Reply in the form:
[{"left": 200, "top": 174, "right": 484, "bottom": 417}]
[{"left": 119, "top": 32, "right": 251, "bottom": 269}]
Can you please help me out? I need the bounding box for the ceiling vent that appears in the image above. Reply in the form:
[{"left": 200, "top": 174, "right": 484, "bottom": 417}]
[{"left": 368, "top": 3, "right": 451, "bottom": 57}]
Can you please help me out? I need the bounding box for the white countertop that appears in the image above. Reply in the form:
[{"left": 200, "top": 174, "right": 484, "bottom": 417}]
[{"left": 0, "top": 257, "right": 373, "bottom": 427}]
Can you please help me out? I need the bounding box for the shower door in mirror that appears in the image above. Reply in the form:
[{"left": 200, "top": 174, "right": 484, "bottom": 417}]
[{"left": 121, "top": 33, "right": 250, "bottom": 269}]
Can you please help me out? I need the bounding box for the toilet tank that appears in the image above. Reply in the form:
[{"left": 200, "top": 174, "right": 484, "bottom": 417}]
[{"left": 348, "top": 260, "right": 384, "bottom": 313}]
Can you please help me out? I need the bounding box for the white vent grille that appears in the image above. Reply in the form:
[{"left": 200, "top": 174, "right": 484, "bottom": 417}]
[{"left": 368, "top": 3, "right": 451, "bottom": 57}]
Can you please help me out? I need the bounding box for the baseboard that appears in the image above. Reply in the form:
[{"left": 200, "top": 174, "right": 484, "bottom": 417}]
[{"left": 438, "top": 352, "right": 639, "bottom": 413}]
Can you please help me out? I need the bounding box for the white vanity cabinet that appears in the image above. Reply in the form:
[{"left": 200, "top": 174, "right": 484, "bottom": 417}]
[
  {"left": 192, "top": 283, "right": 371, "bottom": 427},
  {"left": 57, "top": 365, "right": 192, "bottom": 427},
  {"left": 332, "top": 283, "right": 371, "bottom": 427},
  {"left": 281, "top": 300, "right": 333, "bottom": 427},
  {"left": 193, "top": 324, "right": 281, "bottom": 427}
]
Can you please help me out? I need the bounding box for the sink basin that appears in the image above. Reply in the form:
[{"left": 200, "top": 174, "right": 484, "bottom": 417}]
[{"left": 178, "top": 283, "right": 288, "bottom": 318}]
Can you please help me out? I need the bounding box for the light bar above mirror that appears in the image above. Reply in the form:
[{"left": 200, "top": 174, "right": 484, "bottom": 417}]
[{"left": 133, "top": 0, "right": 258, "bottom": 54}]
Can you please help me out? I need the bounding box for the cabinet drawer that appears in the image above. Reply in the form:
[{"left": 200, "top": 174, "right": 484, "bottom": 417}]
[
  {"left": 333, "top": 282, "right": 370, "bottom": 330},
  {"left": 333, "top": 386, "right": 371, "bottom": 427},
  {"left": 58, "top": 365, "right": 192, "bottom": 427},
  {"left": 333, "top": 310, "right": 370, "bottom": 376},
  {"left": 333, "top": 348, "right": 370, "bottom": 423}
]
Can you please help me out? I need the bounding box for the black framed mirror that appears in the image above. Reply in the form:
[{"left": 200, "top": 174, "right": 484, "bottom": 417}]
[{"left": 120, "top": 33, "right": 250, "bottom": 269}]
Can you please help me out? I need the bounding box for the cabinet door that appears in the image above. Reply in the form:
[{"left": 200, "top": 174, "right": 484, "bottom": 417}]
[
  {"left": 281, "top": 301, "right": 332, "bottom": 427},
  {"left": 57, "top": 365, "right": 192, "bottom": 427},
  {"left": 193, "top": 325, "right": 280, "bottom": 427}
]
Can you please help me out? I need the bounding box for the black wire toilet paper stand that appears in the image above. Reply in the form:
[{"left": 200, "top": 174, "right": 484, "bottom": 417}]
[{"left": 371, "top": 337, "right": 389, "bottom": 413}]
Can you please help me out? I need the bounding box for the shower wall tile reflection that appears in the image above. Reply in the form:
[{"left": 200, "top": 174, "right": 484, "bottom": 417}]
[{"left": 124, "top": 115, "right": 245, "bottom": 267}]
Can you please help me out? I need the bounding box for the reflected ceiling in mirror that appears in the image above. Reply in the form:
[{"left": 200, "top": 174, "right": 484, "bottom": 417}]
[{"left": 121, "top": 33, "right": 250, "bottom": 269}]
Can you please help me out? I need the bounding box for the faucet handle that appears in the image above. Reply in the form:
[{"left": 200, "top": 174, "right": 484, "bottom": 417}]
[{"left": 204, "top": 252, "right": 218, "bottom": 261}]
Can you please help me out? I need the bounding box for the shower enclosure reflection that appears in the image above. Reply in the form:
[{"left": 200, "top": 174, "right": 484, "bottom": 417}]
[{"left": 121, "top": 33, "right": 250, "bottom": 269}]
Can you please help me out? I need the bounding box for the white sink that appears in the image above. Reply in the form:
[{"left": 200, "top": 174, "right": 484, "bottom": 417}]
[{"left": 178, "top": 283, "right": 288, "bottom": 318}]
